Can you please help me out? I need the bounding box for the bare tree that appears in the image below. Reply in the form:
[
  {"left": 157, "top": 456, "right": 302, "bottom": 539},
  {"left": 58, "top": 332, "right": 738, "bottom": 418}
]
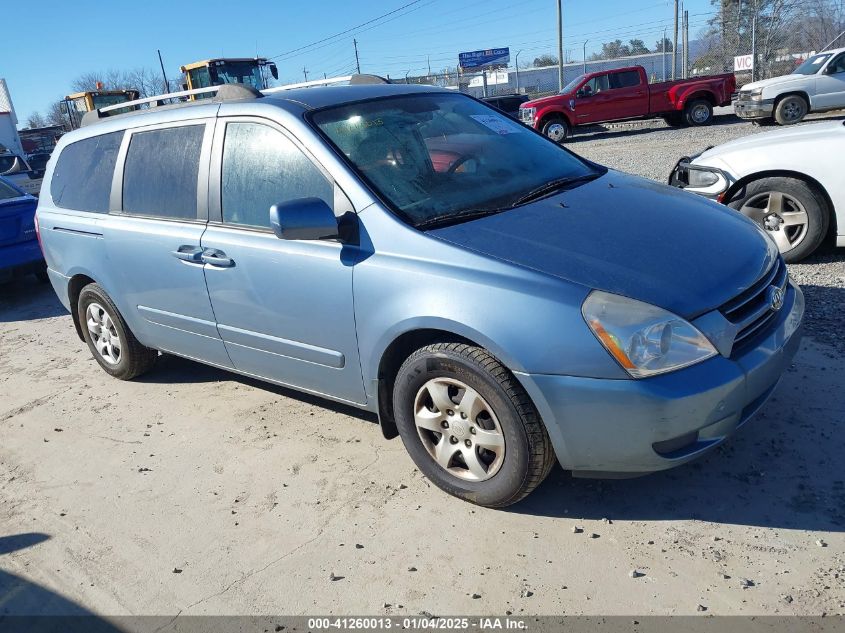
[
  {"left": 26, "top": 112, "right": 47, "bottom": 129},
  {"left": 46, "top": 101, "right": 70, "bottom": 129}
]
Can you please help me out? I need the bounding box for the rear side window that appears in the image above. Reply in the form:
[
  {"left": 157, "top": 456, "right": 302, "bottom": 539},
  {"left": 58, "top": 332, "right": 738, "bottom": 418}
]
[
  {"left": 122, "top": 125, "right": 204, "bottom": 219},
  {"left": 610, "top": 71, "right": 641, "bottom": 89},
  {"left": 50, "top": 132, "right": 123, "bottom": 212},
  {"left": 221, "top": 122, "right": 332, "bottom": 229}
]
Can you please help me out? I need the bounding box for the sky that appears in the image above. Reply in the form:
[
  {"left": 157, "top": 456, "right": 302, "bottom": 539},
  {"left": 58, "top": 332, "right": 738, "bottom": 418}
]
[{"left": 3, "top": 0, "right": 713, "bottom": 126}]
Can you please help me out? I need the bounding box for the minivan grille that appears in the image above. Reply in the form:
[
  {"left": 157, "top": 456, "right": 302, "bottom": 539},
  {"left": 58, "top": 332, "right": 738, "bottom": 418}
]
[{"left": 720, "top": 257, "right": 788, "bottom": 352}]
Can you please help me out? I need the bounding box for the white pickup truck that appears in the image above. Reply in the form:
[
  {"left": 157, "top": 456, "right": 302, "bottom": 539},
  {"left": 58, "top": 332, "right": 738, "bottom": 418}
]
[
  {"left": 0, "top": 152, "right": 43, "bottom": 196},
  {"left": 734, "top": 47, "right": 845, "bottom": 125}
]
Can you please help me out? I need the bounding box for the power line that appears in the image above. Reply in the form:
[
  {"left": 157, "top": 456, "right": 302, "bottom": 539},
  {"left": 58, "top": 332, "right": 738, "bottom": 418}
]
[{"left": 268, "top": 0, "right": 427, "bottom": 61}]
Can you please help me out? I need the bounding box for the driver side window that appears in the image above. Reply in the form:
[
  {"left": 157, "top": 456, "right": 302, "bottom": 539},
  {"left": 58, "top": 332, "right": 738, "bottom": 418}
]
[
  {"left": 221, "top": 122, "right": 333, "bottom": 229},
  {"left": 829, "top": 54, "right": 845, "bottom": 74},
  {"left": 583, "top": 74, "right": 610, "bottom": 95}
]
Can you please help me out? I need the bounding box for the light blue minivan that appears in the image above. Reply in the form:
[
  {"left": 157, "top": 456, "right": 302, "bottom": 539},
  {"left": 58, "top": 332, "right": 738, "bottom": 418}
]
[{"left": 36, "top": 80, "right": 803, "bottom": 507}]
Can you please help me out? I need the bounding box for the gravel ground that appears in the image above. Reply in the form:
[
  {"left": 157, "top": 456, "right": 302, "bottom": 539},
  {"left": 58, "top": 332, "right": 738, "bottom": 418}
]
[{"left": 570, "top": 108, "right": 845, "bottom": 354}]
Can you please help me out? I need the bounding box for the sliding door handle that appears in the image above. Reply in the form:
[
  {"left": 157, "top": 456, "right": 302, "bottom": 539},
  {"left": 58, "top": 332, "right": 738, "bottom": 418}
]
[
  {"left": 201, "top": 248, "right": 234, "bottom": 268},
  {"left": 172, "top": 245, "right": 204, "bottom": 262}
]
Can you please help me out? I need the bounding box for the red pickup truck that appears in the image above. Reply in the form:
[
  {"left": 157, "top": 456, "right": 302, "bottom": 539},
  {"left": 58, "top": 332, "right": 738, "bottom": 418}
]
[{"left": 518, "top": 66, "right": 736, "bottom": 141}]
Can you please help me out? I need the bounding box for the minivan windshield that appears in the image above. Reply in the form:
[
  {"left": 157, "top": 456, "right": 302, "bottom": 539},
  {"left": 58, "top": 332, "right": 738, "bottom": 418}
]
[
  {"left": 311, "top": 93, "right": 600, "bottom": 227},
  {"left": 792, "top": 53, "right": 832, "bottom": 75}
]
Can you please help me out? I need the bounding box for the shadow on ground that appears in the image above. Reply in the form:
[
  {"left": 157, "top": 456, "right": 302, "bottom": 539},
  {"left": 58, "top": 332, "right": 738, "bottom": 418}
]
[
  {"left": 0, "top": 533, "right": 125, "bottom": 630},
  {"left": 0, "top": 280, "right": 66, "bottom": 323}
]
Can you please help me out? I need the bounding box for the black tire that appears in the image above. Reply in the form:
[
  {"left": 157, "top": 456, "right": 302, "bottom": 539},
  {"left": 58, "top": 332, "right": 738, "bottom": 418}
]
[
  {"left": 662, "top": 113, "right": 684, "bottom": 127},
  {"left": 540, "top": 115, "right": 570, "bottom": 143},
  {"left": 78, "top": 283, "right": 158, "bottom": 380},
  {"left": 728, "top": 177, "right": 829, "bottom": 263},
  {"left": 774, "top": 94, "right": 808, "bottom": 125},
  {"left": 684, "top": 98, "right": 713, "bottom": 126},
  {"left": 392, "top": 342, "right": 555, "bottom": 508}
]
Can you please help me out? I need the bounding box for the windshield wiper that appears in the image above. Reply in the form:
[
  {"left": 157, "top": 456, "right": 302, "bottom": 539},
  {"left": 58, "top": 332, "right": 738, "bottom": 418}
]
[
  {"left": 415, "top": 206, "right": 509, "bottom": 230},
  {"left": 511, "top": 172, "right": 603, "bottom": 207}
]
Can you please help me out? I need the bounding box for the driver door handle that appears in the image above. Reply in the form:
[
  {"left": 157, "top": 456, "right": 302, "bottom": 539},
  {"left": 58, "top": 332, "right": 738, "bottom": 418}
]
[{"left": 201, "top": 248, "right": 234, "bottom": 268}]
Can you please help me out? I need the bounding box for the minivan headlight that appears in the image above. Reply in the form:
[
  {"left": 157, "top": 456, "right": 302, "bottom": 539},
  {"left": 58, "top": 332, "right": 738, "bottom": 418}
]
[{"left": 582, "top": 291, "right": 717, "bottom": 378}]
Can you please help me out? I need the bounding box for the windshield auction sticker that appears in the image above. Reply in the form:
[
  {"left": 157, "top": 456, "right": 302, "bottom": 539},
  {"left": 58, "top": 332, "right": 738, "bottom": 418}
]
[{"left": 469, "top": 114, "right": 522, "bottom": 135}]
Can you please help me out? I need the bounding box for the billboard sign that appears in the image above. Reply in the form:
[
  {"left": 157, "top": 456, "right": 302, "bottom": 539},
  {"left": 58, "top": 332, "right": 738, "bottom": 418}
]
[
  {"left": 734, "top": 54, "right": 754, "bottom": 71},
  {"left": 459, "top": 48, "right": 510, "bottom": 70}
]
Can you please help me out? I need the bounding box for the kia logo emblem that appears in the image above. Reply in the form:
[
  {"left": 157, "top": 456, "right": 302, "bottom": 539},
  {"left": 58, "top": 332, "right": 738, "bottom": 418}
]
[{"left": 767, "top": 286, "right": 785, "bottom": 312}]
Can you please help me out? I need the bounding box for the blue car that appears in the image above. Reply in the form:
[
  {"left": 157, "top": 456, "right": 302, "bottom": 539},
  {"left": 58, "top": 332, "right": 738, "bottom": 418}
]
[
  {"left": 35, "top": 81, "right": 803, "bottom": 507},
  {"left": 0, "top": 176, "right": 46, "bottom": 284}
]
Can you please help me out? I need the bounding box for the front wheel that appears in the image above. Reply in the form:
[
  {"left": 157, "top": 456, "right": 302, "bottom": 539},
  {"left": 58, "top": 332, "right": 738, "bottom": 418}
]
[
  {"left": 728, "top": 177, "right": 829, "bottom": 262},
  {"left": 541, "top": 116, "right": 570, "bottom": 143},
  {"left": 392, "top": 342, "right": 555, "bottom": 507},
  {"left": 774, "top": 95, "right": 808, "bottom": 125}
]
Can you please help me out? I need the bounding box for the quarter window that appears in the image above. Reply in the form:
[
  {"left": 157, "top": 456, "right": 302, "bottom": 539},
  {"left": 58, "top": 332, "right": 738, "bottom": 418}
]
[
  {"left": 122, "top": 125, "right": 204, "bottom": 219},
  {"left": 221, "top": 122, "right": 332, "bottom": 229},
  {"left": 50, "top": 131, "right": 123, "bottom": 213}
]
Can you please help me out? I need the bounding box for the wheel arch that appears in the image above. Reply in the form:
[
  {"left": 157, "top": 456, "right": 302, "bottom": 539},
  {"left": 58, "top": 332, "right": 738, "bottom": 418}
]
[
  {"left": 537, "top": 108, "right": 571, "bottom": 129},
  {"left": 684, "top": 90, "right": 717, "bottom": 107},
  {"left": 773, "top": 90, "right": 811, "bottom": 110},
  {"left": 724, "top": 169, "right": 836, "bottom": 238},
  {"left": 374, "top": 326, "right": 504, "bottom": 440},
  {"left": 67, "top": 273, "right": 98, "bottom": 341}
]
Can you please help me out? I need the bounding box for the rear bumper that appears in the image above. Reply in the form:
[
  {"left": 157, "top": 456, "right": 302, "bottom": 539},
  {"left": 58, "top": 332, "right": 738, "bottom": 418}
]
[
  {"left": 0, "top": 239, "right": 44, "bottom": 282},
  {"left": 734, "top": 99, "right": 774, "bottom": 119},
  {"left": 516, "top": 282, "right": 803, "bottom": 475}
]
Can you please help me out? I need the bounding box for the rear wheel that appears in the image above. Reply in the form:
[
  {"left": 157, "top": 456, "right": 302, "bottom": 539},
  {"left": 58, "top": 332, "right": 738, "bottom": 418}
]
[
  {"left": 728, "top": 177, "right": 829, "bottom": 262},
  {"left": 684, "top": 99, "right": 713, "bottom": 126},
  {"left": 392, "top": 342, "right": 555, "bottom": 508},
  {"left": 78, "top": 283, "right": 158, "bottom": 380},
  {"left": 774, "top": 95, "right": 808, "bottom": 125},
  {"left": 541, "top": 116, "right": 570, "bottom": 143}
]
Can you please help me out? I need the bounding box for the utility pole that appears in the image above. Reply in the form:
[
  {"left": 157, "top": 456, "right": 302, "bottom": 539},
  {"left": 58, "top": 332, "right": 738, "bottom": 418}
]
[
  {"left": 662, "top": 28, "right": 666, "bottom": 81},
  {"left": 157, "top": 49, "right": 169, "bottom": 93},
  {"left": 557, "top": 0, "right": 564, "bottom": 91},
  {"left": 583, "top": 39, "right": 588, "bottom": 74},
  {"left": 353, "top": 39, "right": 361, "bottom": 74},
  {"left": 672, "top": 0, "right": 679, "bottom": 80},
  {"left": 751, "top": 15, "right": 757, "bottom": 81},
  {"left": 683, "top": 9, "right": 689, "bottom": 78},
  {"left": 515, "top": 49, "right": 522, "bottom": 93},
  {"left": 303, "top": 67, "right": 309, "bottom": 81}
]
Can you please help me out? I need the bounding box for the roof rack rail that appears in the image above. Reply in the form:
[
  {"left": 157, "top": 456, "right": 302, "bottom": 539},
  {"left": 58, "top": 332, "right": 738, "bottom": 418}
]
[
  {"left": 261, "top": 73, "right": 390, "bottom": 95},
  {"left": 81, "top": 83, "right": 262, "bottom": 127}
]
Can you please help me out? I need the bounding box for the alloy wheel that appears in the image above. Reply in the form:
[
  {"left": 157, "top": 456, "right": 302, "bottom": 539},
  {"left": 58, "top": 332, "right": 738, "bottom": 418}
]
[{"left": 740, "top": 190, "right": 809, "bottom": 253}]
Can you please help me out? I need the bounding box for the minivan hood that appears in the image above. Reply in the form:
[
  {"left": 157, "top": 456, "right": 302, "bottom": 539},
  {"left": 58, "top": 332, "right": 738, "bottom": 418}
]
[{"left": 430, "top": 171, "right": 776, "bottom": 318}]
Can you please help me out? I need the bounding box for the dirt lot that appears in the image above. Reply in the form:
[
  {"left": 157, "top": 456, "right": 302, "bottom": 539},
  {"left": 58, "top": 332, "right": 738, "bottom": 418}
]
[{"left": 2, "top": 111, "right": 844, "bottom": 618}]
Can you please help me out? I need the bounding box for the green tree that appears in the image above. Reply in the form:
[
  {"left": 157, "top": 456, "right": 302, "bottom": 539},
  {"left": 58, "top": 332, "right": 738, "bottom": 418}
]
[
  {"left": 628, "top": 39, "right": 651, "bottom": 55},
  {"left": 654, "top": 37, "right": 674, "bottom": 52},
  {"left": 532, "top": 54, "right": 559, "bottom": 67}
]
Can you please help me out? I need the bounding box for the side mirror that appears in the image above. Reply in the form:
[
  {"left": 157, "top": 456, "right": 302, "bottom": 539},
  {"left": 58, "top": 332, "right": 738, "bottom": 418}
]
[
  {"left": 577, "top": 86, "right": 591, "bottom": 98},
  {"left": 269, "top": 198, "right": 339, "bottom": 241},
  {"left": 269, "top": 63, "right": 279, "bottom": 80}
]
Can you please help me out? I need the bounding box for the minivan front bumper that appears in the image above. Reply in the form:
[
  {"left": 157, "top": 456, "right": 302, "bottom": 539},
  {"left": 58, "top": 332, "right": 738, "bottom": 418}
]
[{"left": 516, "top": 282, "right": 803, "bottom": 476}]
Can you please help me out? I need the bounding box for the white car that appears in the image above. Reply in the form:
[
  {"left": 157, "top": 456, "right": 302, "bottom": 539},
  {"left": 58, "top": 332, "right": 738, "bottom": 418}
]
[
  {"left": 669, "top": 120, "right": 844, "bottom": 262},
  {"left": 734, "top": 47, "right": 845, "bottom": 125}
]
